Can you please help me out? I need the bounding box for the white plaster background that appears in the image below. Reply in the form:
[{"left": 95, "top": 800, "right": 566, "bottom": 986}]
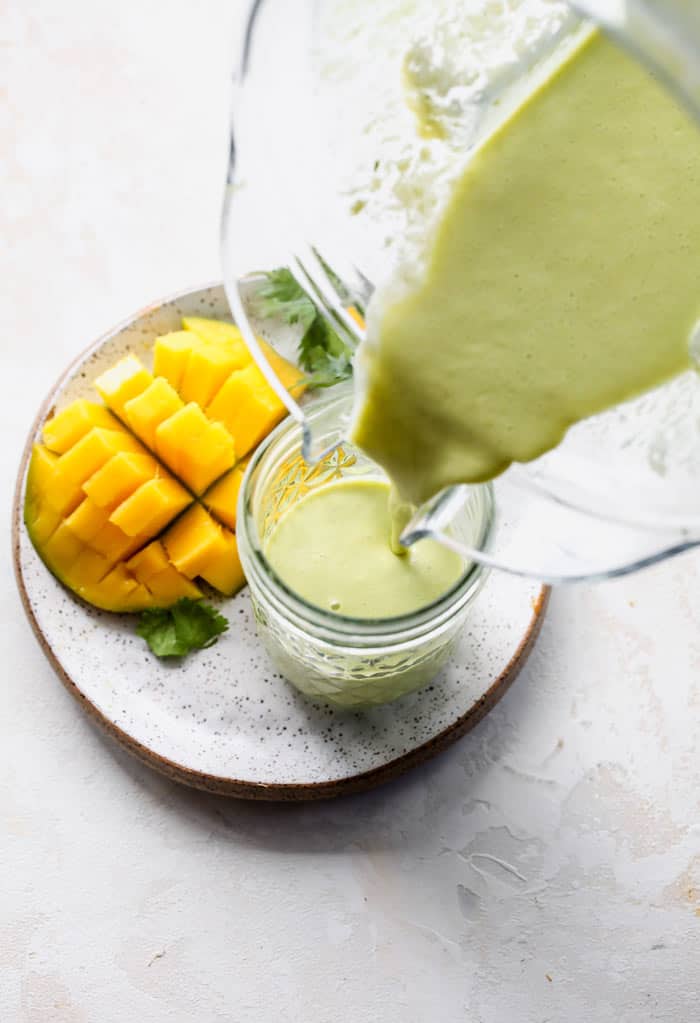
[{"left": 2, "top": 2, "right": 700, "bottom": 1020}]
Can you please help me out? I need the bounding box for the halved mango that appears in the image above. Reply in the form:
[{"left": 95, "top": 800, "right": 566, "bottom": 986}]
[
  {"left": 43, "top": 400, "right": 119, "bottom": 454},
  {"left": 163, "top": 504, "right": 245, "bottom": 596},
  {"left": 202, "top": 460, "right": 247, "bottom": 531},
  {"left": 207, "top": 364, "right": 287, "bottom": 459},
  {"left": 122, "top": 378, "right": 184, "bottom": 450},
  {"left": 25, "top": 316, "right": 309, "bottom": 612},
  {"left": 94, "top": 355, "right": 152, "bottom": 419},
  {"left": 155, "top": 403, "right": 235, "bottom": 494}
]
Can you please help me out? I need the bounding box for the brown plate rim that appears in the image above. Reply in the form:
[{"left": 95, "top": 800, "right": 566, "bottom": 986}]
[{"left": 11, "top": 282, "right": 550, "bottom": 801}]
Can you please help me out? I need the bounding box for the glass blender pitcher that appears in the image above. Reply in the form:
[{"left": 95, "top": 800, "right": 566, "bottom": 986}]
[{"left": 221, "top": 0, "right": 700, "bottom": 584}]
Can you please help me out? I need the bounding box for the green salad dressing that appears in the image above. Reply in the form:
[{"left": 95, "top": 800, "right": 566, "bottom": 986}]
[
  {"left": 264, "top": 480, "right": 465, "bottom": 618},
  {"left": 351, "top": 30, "right": 700, "bottom": 506}
]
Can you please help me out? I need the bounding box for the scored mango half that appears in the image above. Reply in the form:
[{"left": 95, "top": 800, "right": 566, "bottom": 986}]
[{"left": 24, "top": 317, "right": 302, "bottom": 612}]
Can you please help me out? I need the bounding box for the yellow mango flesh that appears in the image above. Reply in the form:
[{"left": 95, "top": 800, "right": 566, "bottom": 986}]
[
  {"left": 26, "top": 444, "right": 84, "bottom": 518},
  {"left": 123, "top": 378, "right": 184, "bottom": 449},
  {"left": 43, "top": 400, "right": 119, "bottom": 454},
  {"left": 163, "top": 504, "right": 245, "bottom": 597},
  {"left": 207, "top": 364, "right": 286, "bottom": 459},
  {"left": 126, "top": 542, "right": 202, "bottom": 602},
  {"left": 82, "top": 452, "right": 161, "bottom": 511},
  {"left": 24, "top": 442, "right": 195, "bottom": 612},
  {"left": 179, "top": 342, "right": 250, "bottom": 407},
  {"left": 152, "top": 331, "right": 197, "bottom": 392},
  {"left": 109, "top": 477, "right": 191, "bottom": 537},
  {"left": 26, "top": 316, "right": 307, "bottom": 611},
  {"left": 155, "top": 403, "right": 235, "bottom": 494},
  {"left": 202, "top": 460, "right": 247, "bottom": 531},
  {"left": 184, "top": 316, "right": 305, "bottom": 397},
  {"left": 94, "top": 355, "right": 152, "bottom": 419},
  {"left": 182, "top": 316, "right": 247, "bottom": 348},
  {"left": 54, "top": 427, "right": 143, "bottom": 487}
]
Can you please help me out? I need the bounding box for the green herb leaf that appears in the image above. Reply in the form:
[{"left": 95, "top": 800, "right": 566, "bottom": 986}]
[
  {"left": 254, "top": 269, "right": 317, "bottom": 332},
  {"left": 253, "top": 268, "right": 354, "bottom": 389},
  {"left": 136, "top": 599, "right": 228, "bottom": 658}
]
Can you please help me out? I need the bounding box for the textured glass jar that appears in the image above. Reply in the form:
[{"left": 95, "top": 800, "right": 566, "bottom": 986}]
[{"left": 236, "top": 387, "right": 492, "bottom": 709}]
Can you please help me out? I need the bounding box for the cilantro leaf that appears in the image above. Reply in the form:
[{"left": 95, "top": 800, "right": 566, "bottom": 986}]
[
  {"left": 254, "top": 269, "right": 317, "bottom": 332},
  {"left": 252, "top": 268, "right": 354, "bottom": 389},
  {"left": 136, "top": 599, "right": 228, "bottom": 658}
]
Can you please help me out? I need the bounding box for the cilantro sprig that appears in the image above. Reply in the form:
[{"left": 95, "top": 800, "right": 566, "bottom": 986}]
[
  {"left": 136, "top": 599, "right": 228, "bottom": 658},
  {"left": 253, "top": 268, "right": 354, "bottom": 388}
]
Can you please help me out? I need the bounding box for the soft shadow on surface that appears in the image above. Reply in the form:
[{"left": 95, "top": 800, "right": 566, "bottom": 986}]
[
  {"left": 97, "top": 692, "right": 537, "bottom": 857},
  {"left": 96, "top": 595, "right": 564, "bottom": 856}
]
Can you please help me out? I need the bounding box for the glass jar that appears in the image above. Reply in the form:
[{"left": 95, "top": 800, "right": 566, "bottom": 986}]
[{"left": 236, "top": 386, "right": 492, "bottom": 708}]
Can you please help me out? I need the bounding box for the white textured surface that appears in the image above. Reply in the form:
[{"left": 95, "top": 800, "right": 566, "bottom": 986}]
[{"left": 3, "top": 2, "right": 700, "bottom": 1021}]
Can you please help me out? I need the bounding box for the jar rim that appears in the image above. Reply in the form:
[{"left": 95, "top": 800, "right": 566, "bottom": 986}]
[{"left": 237, "top": 390, "right": 493, "bottom": 643}]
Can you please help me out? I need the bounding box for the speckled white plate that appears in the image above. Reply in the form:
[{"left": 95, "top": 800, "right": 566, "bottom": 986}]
[{"left": 13, "top": 284, "right": 548, "bottom": 800}]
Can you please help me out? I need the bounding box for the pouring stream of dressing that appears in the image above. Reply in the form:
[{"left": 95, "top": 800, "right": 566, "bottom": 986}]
[{"left": 350, "top": 28, "right": 700, "bottom": 510}]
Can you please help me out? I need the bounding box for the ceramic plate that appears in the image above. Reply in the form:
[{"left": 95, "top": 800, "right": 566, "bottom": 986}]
[{"left": 13, "top": 284, "right": 548, "bottom": 800}]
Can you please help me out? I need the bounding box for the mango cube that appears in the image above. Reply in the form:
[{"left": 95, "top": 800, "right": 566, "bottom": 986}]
[
  {"left": 123, "top": 378, "right": 184, "bottom": 450},
  {"left": 94, "top": 355, "right": 153, "bottom": 419},
  {"left": 155, "top": 403, "right": 234, "bottom": 493},
  {"left": 163, "top": 504, "right": 222, "bottom": 577},
  {"left": 152, "top": 331, "right": 199, "bottom": 392},
  {"left": 207, "top": 364, "right": 286, "bottom": 459},
  {"left": 125, "top": 540, "right": 172, "bottom": 580},
  {"left": 184, "top": 316, "right": 304, "bottom": 397},
  {"left": 88, "top": 521, "right": 146, "bottom": 561},
  {"left": 82, "top": 452, "right": 161, "bottom": 511},
  {"left": 163, "top": 504, "right": 245, "bottom": 596},
  {"left": 69, "top": 548, "right": 113, "bottom": 585},
  {"left": 78, "top": 564, "right": 152, "bottom": 613},
  {"left": 199, "top": 530, "right": 245, "bottom": 596},
  {"left": 26, "top": 444, "right": 83, "bottom": 518},
  {"left": 202, "top": 460, "right": 247, "bottom": 531},
  {"left": 29, "top": 505, "right": 63, "bottom": 546},
  {"left": 65, "top": 498, "right": 111, "bottom": 542},
  {"left": 179, "top": 343, "right": 251, "bottom": 408},
  {"left": 109, "top": 477, "right": 191, "bottom": 537},
  {"left": 127, "top": 542, "right": 202, "bottom": 602},
  {"left": 43, "top": 400, "right": 118, "bottom": 454},
  {"left": 42, "top": 522, "right": 83, "bottom": 569},
  {"left": 54, "top": 428, "right": 142, "bottom": 488},
  {"left": 182, "top": 316, "right": 247, "bottom": 349}
]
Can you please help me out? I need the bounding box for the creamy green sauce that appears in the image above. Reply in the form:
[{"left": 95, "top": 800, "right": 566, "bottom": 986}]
[
  {"left": 264, "top": 480, "right": 465, "bottom": 618},
  {"left": 351, "top": 30, "right": 700, "bottom": 505}
]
